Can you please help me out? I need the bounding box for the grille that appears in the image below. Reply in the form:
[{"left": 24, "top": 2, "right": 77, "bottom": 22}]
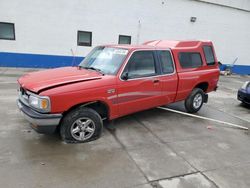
[{"left": 18, "top": 87, "right": 30, "bottom": 106}]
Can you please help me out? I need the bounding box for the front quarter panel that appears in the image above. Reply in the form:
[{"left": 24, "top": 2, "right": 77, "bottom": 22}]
[{"left": 40, "top": 75, "right": 119, "bottom": 119}]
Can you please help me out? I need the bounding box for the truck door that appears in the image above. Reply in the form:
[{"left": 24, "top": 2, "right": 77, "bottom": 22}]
[
  {"left": 156, "top": 50, "right": 178, "bottom": 104},
  {"left": 117, "top": 50, "right": 163, "bottom": 116}
]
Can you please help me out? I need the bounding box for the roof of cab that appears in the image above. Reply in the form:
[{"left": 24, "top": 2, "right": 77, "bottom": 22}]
[
  {"left": 105, "top": 44, "right": 155, "bottom": 50},
  {"left": 104, "top": 40, "right": 212, "bottom": 50},
  {"left": 143, "top": 40, "right": 212, "bottom": 49}
]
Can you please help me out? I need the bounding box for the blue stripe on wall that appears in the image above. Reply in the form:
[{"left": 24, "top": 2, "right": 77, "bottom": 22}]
[
  {"left": 0, "top": 52, "right": 249, "bottom": 74},
  {"left": 232, "top": 65, "right": 250, "bottom": 75},
  {"left": 219, "top": 64, "right": 250, "bottom": 75},
  {"left": 0, "top": 52, "right": 84, "bottom": 68}
]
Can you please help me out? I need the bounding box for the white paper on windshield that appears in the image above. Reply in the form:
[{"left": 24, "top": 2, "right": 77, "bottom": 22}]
[{"left": 113, "top": 49, "right": 128, "bottom": 55}]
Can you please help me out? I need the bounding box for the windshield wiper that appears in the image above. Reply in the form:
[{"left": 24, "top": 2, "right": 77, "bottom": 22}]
[{"left": 83, "top": 66, "right": 105, "bottom": 75}]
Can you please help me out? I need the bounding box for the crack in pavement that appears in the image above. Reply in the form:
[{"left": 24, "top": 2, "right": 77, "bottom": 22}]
[
  {"left": 132, "top": 115, "right": 221, "bottom": 188},
  {"left": 105, "top": 123, "right": 150, "bottom": 183}
]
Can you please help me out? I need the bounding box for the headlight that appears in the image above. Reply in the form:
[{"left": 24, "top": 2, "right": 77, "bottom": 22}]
[
  {"left": 241, "top": 81, "right": 250, "bottom": 90},
  {"left": 28, "top": 94, "right": 51, "bottom": 112}
]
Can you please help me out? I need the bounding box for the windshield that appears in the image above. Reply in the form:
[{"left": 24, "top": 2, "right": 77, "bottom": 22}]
[{"left": 79, "top": 46, "right": 128, "bottom": 75}]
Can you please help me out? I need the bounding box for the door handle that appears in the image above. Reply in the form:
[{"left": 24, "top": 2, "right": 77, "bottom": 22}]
[{"left": 153, "top": 79, "right": 160, "bottom": 83}]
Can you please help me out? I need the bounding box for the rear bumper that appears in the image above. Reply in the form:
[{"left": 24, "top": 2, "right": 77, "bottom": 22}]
[
  {"left": 17, "top": 99, "right": 62, "bottom": 134},
  {"left": 237, "top": 89, "right": 250, "bottom": 105}
]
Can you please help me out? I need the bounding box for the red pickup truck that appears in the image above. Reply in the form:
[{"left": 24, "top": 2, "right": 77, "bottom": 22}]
[{"left": 17, "top": 40, "right": 220, "bottom": 143}]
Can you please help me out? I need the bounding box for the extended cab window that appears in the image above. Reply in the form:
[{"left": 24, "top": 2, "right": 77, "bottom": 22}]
[
  {"left": 203, "top": 46, "right": 215, "bottom": 65},
  {"left": 158, "top": 51, "right": 174, "bottom": 74},
  {"left": 125, "top": 51, "right": 156, "bottom": 79},
  {"left": 179, "top": 52, "right": 202, "bottom": 68}
]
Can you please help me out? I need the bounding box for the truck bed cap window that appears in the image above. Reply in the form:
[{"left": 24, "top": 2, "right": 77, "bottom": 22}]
[
  {"left": 179, "top": 52, "right": 202, "bottom": 68},
  {"left": 203, "top": 46, "right": 215, "bottom": 65}
]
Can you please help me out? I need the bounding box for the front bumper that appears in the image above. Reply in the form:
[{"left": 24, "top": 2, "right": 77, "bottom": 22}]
[
  {"left": 237, "top": 89, "right": 250, "bottom": 105},
  {"left": 17, "top": 99, "right": 62, "bottom": 134}
]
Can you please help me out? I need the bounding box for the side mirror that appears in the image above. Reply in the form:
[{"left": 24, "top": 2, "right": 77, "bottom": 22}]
[{"left": 121, "top": 72, "right": 129, "bottom": 80}]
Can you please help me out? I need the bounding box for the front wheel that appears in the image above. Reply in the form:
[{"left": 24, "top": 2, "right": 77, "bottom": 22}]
[
  {"left": 185, "top": 88, "right": 205, "bottom": 113},
  {"left": 60, "top": 107, "right": 103, "bottom": 143}
]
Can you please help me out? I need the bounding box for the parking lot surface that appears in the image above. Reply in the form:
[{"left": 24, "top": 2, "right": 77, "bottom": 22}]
[{"left": 0, "top": 68, "right": 249, "bottom": 188}]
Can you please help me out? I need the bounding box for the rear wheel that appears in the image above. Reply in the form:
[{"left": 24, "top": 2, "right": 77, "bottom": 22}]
[
  {"left": 60, "top": 107, "right": 103, "bottom": 143},
  {"left": 185, "top": 88, "right": 205, "bottom": 113}
]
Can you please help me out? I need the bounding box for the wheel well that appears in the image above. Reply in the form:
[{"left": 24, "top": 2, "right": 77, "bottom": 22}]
[
  {"left": 86, "top": 101, "right": 109, "bottom": 120},
  {"left": 63, "top": 101, "right": 109, "bottom": 120},
  {"left": 195, "top": 82, "right": 209, "bottom": 92}
]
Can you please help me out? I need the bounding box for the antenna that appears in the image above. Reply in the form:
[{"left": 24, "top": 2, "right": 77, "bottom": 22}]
[
  {"left": 70, "top": 48, "right": 76, "bottom": 67},
  {"left": 136, "top": 20, "right": 141, "bottom": 44}
]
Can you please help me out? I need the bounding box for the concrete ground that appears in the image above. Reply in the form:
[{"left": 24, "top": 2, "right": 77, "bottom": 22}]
[{"left": 0, "top": 67, "right": 249, "bottom": 188}]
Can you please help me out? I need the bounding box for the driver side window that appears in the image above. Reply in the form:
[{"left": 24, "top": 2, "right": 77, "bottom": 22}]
[{"left": 124, "top": 51, "right": 156, "bottom": 79}]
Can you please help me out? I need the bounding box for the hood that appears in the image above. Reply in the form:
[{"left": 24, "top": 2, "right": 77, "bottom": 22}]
[{"left": 18, "top": 67, "right": 102, "bottom": 93}]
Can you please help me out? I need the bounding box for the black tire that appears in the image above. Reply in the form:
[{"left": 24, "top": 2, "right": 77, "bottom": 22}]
[
  {"left": 241, "top": 102, "right": 250, "bottom": 108},
  {"left": 60, "top": 107, "right": 103, "bottom": 143},
  {"left": 185, "top": 88, "right": 205, "bottom": 113}
]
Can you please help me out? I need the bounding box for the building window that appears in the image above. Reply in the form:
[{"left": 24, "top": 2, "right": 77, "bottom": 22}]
[
  {"left": 203, "top": 46, "right": 215, "bottom": 65},
  {"left": 118, "top": 35, "right": 131, "bottom": 44},
  {"left": 77, "top": 31, "right": 92, "bottom": 46},
  {"left": 178, "top": 52, "right": 202, "bottom": 68},
  {"left": 0, "top": 22, "right": 15, "bottom": 40}
]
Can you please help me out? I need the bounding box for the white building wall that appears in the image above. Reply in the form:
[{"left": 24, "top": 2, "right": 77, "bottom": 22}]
[{"left": 0, "top": 0, "right": 249, "bottom": 67}]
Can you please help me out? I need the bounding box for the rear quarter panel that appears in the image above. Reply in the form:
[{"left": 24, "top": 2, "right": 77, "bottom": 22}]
[{"left": 172, "top": 42, "right": 220, "bottom": 102}]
